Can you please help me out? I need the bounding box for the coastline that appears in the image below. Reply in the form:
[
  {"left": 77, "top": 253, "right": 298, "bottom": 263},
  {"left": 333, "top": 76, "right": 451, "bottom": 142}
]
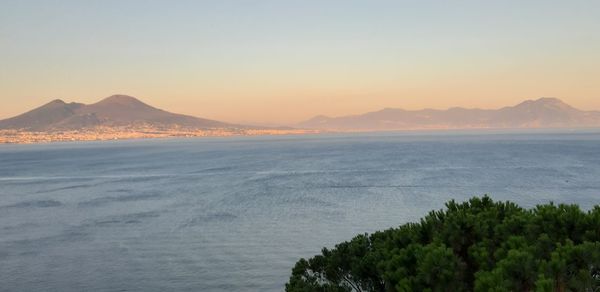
[
  {"left": 0, "top": 127, "right": 321, "bottom": 144},
  {"left": 2, "top": 126, "right": 599, "bottom": 145}
]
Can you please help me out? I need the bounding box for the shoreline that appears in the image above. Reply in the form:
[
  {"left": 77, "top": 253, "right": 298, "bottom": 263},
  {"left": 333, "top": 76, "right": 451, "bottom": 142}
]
[
  {"left": 2, "top": 126, "right": 599, "bottom": 145},
  {"left": 0, "top": 128, "right": 321, "bottom": 144}
]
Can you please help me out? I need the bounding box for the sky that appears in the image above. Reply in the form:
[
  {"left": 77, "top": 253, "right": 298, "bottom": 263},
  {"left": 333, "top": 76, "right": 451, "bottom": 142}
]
[{"left": 1, "top": 0, "right": 599, "bottom": 125}]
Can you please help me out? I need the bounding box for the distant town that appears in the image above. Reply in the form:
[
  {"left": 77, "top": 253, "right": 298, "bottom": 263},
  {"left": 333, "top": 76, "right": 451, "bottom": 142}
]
[{"left": 0, "top": 126, "right": 320, "bottom": 144}]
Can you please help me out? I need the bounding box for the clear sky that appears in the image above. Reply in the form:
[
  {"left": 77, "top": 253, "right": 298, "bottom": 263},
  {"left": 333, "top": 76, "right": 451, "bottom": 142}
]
[{"left": 1, "top": 0, "right": 599, "bottom": 124}]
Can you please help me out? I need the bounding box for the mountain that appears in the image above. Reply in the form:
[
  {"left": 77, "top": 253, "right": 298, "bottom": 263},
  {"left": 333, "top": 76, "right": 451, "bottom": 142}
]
[
  {"left": 0, "top": 95, "right": 238, "bottom": 131},
  {"left": 299, "top": 98, "right": 600, "bottom": 131}
]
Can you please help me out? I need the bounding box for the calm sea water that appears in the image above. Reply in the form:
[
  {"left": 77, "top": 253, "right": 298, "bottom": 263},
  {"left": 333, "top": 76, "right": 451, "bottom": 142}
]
[{"left": 1, "top": 130, "right": 600, "bottom": 291}]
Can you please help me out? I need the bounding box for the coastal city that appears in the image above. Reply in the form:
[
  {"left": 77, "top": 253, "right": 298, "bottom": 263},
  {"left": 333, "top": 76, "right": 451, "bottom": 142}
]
[{"left": 0, "top": 126, "right": 320, "bottom": 144}]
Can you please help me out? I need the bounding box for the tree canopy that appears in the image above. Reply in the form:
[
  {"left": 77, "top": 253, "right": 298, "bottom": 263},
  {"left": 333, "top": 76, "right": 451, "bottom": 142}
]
[{"left": 286, "top": 196, "right": 600, "bottom": 292}]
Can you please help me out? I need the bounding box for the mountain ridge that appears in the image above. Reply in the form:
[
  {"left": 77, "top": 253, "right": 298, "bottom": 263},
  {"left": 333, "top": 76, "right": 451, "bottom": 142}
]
[
  {"left": 299, "top": 98, "right": 600, "bottom": 131},
  {"left": 3, "top": 96, "right": 599, "bottom": 132},
  {"left": 0, "top": 95, "right": 239, "bottom": 131}
]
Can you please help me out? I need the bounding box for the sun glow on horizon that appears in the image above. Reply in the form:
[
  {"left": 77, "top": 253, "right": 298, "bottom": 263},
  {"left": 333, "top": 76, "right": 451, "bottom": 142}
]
[{"left": 1, "top": 0, "right": 599, "bottom": 124}]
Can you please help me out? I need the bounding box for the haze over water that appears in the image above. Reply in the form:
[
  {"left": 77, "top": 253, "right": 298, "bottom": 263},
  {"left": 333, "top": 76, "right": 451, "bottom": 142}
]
[{"left": 1, "top": 131, "right": 600, "bottom": 291}]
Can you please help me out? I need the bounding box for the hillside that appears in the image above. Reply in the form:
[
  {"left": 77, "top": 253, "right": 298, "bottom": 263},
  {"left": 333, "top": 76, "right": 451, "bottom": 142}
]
[
  {"left": 0, "top": 95, "right": 237, "bottom": 131},
  {"left": 299, "top": 98, "right": 600, "bottom": 131}
]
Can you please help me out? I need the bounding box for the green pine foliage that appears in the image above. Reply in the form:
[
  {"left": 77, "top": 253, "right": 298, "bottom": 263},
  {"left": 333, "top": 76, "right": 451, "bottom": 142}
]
[{"left": 286, "top": 196, "right": 600, "bottom": 292}]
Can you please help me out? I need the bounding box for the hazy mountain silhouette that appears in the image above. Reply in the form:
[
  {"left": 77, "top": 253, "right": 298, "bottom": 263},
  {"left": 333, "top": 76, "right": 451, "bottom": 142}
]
[
  {"left": 0, "top": 95, "right": 238, "bottom": 131},
  {"left": 299, "top": 98, "right": 600, "bottom": 131}
]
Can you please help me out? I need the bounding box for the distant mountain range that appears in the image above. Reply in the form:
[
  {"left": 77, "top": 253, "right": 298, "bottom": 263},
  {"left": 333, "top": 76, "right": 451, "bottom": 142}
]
[
  {"left": 0, "top": 95, "right": 242, "bottom": 131},
  {"left": 299, "top": 98, "right": 600, "bottom": 131},
  {"left": 2, "top": 96, "right": 599, "bottom": 133}
]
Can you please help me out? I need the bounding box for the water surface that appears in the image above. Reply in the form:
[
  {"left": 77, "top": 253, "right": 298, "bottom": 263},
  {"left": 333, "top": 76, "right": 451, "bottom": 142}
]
[{"left": 1, "top": 131, "right": 600, "bottom": 291}]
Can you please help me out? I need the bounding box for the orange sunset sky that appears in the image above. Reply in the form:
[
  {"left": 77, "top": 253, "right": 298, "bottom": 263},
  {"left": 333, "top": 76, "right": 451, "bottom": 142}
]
[{"left": 1, "top": 1, "right": 599, "bottom": 125}]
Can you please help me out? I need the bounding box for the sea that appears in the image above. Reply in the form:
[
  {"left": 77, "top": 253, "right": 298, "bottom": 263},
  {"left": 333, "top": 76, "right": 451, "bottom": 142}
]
[{"left": 1, "top": 130, "right": 599, "bottom": 291}]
